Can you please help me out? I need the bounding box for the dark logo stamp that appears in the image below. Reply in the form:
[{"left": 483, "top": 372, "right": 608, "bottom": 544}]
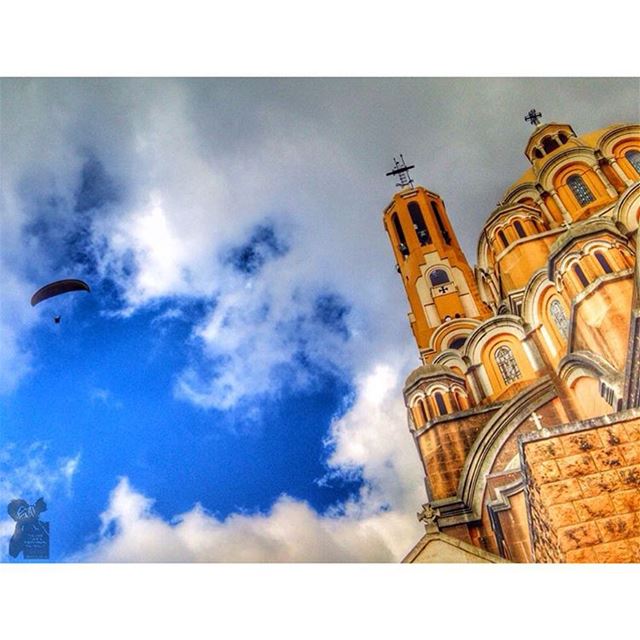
[{"left": 7, "top": 498, "right": 49, "bottom": 559}]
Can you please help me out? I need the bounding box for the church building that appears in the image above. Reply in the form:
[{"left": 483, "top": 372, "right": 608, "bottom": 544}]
[{"left": 383, "top": 113, "right": 640, "bottom": 562}]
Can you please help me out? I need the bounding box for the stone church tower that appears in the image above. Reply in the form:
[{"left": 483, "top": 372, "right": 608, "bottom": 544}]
[{"left": 384, "top": 115, "right": 640, "bottom": 562}]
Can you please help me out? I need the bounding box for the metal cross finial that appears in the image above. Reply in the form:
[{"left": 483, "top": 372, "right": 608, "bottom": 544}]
[
  {"left": 386, "top": 154, "right": 415, "bottom": 189},
  {"left": 525, "top": 109, "right": 543, "bottom": 127}
]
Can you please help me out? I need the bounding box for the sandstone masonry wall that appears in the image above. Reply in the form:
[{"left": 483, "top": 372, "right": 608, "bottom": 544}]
[{"left": 523, "top": 416, "right": 640, "bottom": 562}]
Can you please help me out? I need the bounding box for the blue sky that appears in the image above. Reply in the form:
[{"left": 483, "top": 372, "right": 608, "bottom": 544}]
[{"left": 1, "top": 78, "right": 638, "bottom": 561}]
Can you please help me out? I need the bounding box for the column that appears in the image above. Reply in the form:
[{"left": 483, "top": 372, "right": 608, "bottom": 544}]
[
  {"left": 608, "top": 157, "right": 634, "bottom": 187},
  {"left": 591, "top": 164, "right": 618, "bottom": 198},
  {"left": 549, "top": 189, "right": 573, "bottom": 223},
  {"left": 535, "top": 196, "right": 557, "bottom": 227}
]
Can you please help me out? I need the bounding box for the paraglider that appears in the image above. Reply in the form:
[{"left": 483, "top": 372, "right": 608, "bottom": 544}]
[{"left": 30, "top": 279, "right": 91, "bottom": 323}]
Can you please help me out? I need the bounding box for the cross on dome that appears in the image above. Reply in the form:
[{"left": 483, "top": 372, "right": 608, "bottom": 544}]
[{"left": 525, "top": 109, "right": 543, "bottom": 127}]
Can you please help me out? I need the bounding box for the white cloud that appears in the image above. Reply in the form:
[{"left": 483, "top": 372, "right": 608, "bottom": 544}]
[
  {"left": 74, "top": 363, "right": 425, "bottom": 562},
  {"left": 2, "top": 78, "right": 639, "bottom": 562},
  {"left": 3, "top": 78, "right": 638, "bottom": 403}
]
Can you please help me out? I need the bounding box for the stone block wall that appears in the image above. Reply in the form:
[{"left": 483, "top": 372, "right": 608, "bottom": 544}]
[{"left": 523, "top": 414, "right": 640, "bottom": 562}]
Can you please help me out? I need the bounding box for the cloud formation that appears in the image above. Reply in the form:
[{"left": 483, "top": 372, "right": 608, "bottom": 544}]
[
  {"left": 2, "top": 78, "right": 638, "bottom": 561},
  {"left": 74, "top": 364, "right": 424, "bottom": 561}
]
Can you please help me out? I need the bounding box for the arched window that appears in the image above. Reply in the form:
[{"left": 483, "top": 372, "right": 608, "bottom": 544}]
[
  {"left": 533, "top": 148, "right": 543, "bottom": 159},
  {"left": 497, "top": 229, "right": 509, "bottom": 249},
  {"left": 594, "top": 251, "right": 613, "bottom": 274},
  {"left": 420, "top": 399, "right": 430, "bottom": 422},
  {"left": 391, "top": 212, "right": 408, "bottom": 256},
  {"left": 408, "top": 201, "right": 431, "bottom": 246},
  {"left": 567, "top": 174, "right": 595, "bottom": 206},
  {"left": 625, "top": 150, "right": 640, "bottom": 174},
  {"left": 456, "top": 391, "right": 469, "bottom": 410},
  {"left": 495, "top": 345, "right": 522, "bottom": 385},
  {"left": 542, "top": 137, "right": 559, "bottom": 153},
  {"left": 573, "top": 263, "right": 590, "bottom": 288},
  {"left": 413, "top": 400, "right": 428, "bottom": 426},
  {"left": 449, "top": 336, "right": 467, "bottom": 350},
  {"left": 514, "top": 220, "right": 527, "bottom": 238},
  {"left": 549, "top": 299, "right": 569, "bottom": 339},
  {"left": 434, "top": 392, "right": 447, "bottom": 416},
  {"left": 429, "top": 269, "right": 450, "bottom": 286},
  {"left": 558, "top": 132, "right": 569, "bottom": 144},
  {"left": 430, "top": 201, "right": 451, "bottom": 245}
]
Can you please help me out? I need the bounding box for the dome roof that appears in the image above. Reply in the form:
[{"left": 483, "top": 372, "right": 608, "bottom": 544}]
[
  {"left": 501, "top": 123, "right": 626, "bottom": 201},
  {"left": 403, "top": 363, "right": 457, "bottom": 391}
]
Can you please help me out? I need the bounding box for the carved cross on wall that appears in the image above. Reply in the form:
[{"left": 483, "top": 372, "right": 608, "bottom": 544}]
[
  {"left": 438, "top": 285, "right": 449, "bottom": 294},
  {"left": 529, "top": 411, "right": 544, "bottom": 431},
  {"left": 417, "top": 503, "right": 439, "bottom": 532}
]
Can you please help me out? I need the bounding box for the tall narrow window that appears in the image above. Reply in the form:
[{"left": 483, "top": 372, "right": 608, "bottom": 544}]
[
  {"left": 391, "top": 212, "right": 408, "bottom": 257},
  {"left": 542, "top": 137, "right": 559, "bottom": 153},
  {"left": 434, "top": 392, "right": 447, "bottom": 416},
  {"left": 429, "top": 269, "right": 450, "bottom": 286},
  {"left": 625, "top": 150, "right": 640, "bottom": 174},
  {"left": 558, "top": 132, "right": 569, "bottom": 144},
  {"left": 414, "top": 400, "right": 428, "bottom": 426},
  {"left": 408, "top": 201, "right": 431, "bottom": 245},
  {"left": 420, "top": 399, "right": 430, "bottom": 422},
  {"left": 430, "top": 201, "right": 451, "bottom": 245},
  {"left": 497, "top": 229, "right": 509, "bottom": 249},
  {"left": 549, "top": 299, "right": 569, "bottom": 338},
  {"left": 595, "top": 252, "right": 613, "bottom": 274},
  {"left": 573, "top": 263, "right": 590, "bottom": 288},
  {"left": 567, "top": 174, "right": 595, "bottom": 206},
  {"left": 495, "top": 346, "right": 522, "bottom": 385},
  {"left": 514, "top": 220, "right": 527, "bottom": 238}
]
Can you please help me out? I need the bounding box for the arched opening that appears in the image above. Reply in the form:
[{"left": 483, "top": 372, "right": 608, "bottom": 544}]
[
  {"left": 542, "top": 136, "right": 559, "bottom": 154},
  {"left": 567, "top": 174, "right": 595, "bottom": 206},
  {"left": 514, "top": 220, "right": 527, "bottom": 239},
  {"left": 449, "top": 336, "right": 467, "bottom": 350},
  {"left": 549, "top": 299, "right": 569, "bottom": 339},
  {"left": 625, "top": 150, "right": 640, "bottom": 174},
  {"left": 434, "top": 392, "right": 447, "bottom": 416},
  {"left": 408, "top": 201, "right": 431, "bottom": 246},
  {"left": 495, "top": 345, "right": 522, "bottom": 385},
  {"left": 570, "top": 376, "right": 614, "bottom": 421},
  {"left": 455, "top": 391, "right": 469, "bottom": 410},
  {"left": 573, "top": 263, "right": 590, "bottom": 288},
  {"left": 497, "top": 229, "right": 509, "bottom": 249},
  {"left": 413, "top": 399, "right": 428, "bottom": 426},
  {"left": 430, "top": 201, "right": 452, "bottom": 245},
  {"left": 558, "top": 132, "right": 569, "bottom": 144},
  {"left": 594, "top": 251, "right": 613, "bottom": 274},
  {"left": 429, "top": 268, "right": 450, "bottom": 286},
  {"left": 391, "top": 212, "right": 409, "bottom": 257},
  {"left": 533, "top": 148, "right": 544, "bottom": 159}
]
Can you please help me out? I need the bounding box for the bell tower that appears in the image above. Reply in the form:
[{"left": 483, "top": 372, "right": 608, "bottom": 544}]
[{"left": 383, "top": 157, "right": 490, "bottom": 362}]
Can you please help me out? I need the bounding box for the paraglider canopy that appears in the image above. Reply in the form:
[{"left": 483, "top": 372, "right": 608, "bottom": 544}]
[{"left": 30, "top": 279, "right": 91, "bottom": 307}]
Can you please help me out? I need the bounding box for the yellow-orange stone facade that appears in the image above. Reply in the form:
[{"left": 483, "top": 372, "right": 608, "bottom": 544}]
[{"left": 384, "top": 119, "right": 640, "bottom": 563}]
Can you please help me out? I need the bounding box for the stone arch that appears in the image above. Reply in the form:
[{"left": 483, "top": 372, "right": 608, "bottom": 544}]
[
  {"left": 464, "top": 316, "right": 541, "bottom": 401},
  {"left": 522, "top": 269, "right": 568, "bottom": 367},
  {"left": 552, "top": 161, "right": 610, "bottom": 216},
  {"left": 557, "top": 352, "right": 620, "bottom": 420},
  {"left": 616, "top": 182, "right": 640, "bottom": 234},
  {"left": 429, "top": 317, "right": 481, "bottom": 354}
]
